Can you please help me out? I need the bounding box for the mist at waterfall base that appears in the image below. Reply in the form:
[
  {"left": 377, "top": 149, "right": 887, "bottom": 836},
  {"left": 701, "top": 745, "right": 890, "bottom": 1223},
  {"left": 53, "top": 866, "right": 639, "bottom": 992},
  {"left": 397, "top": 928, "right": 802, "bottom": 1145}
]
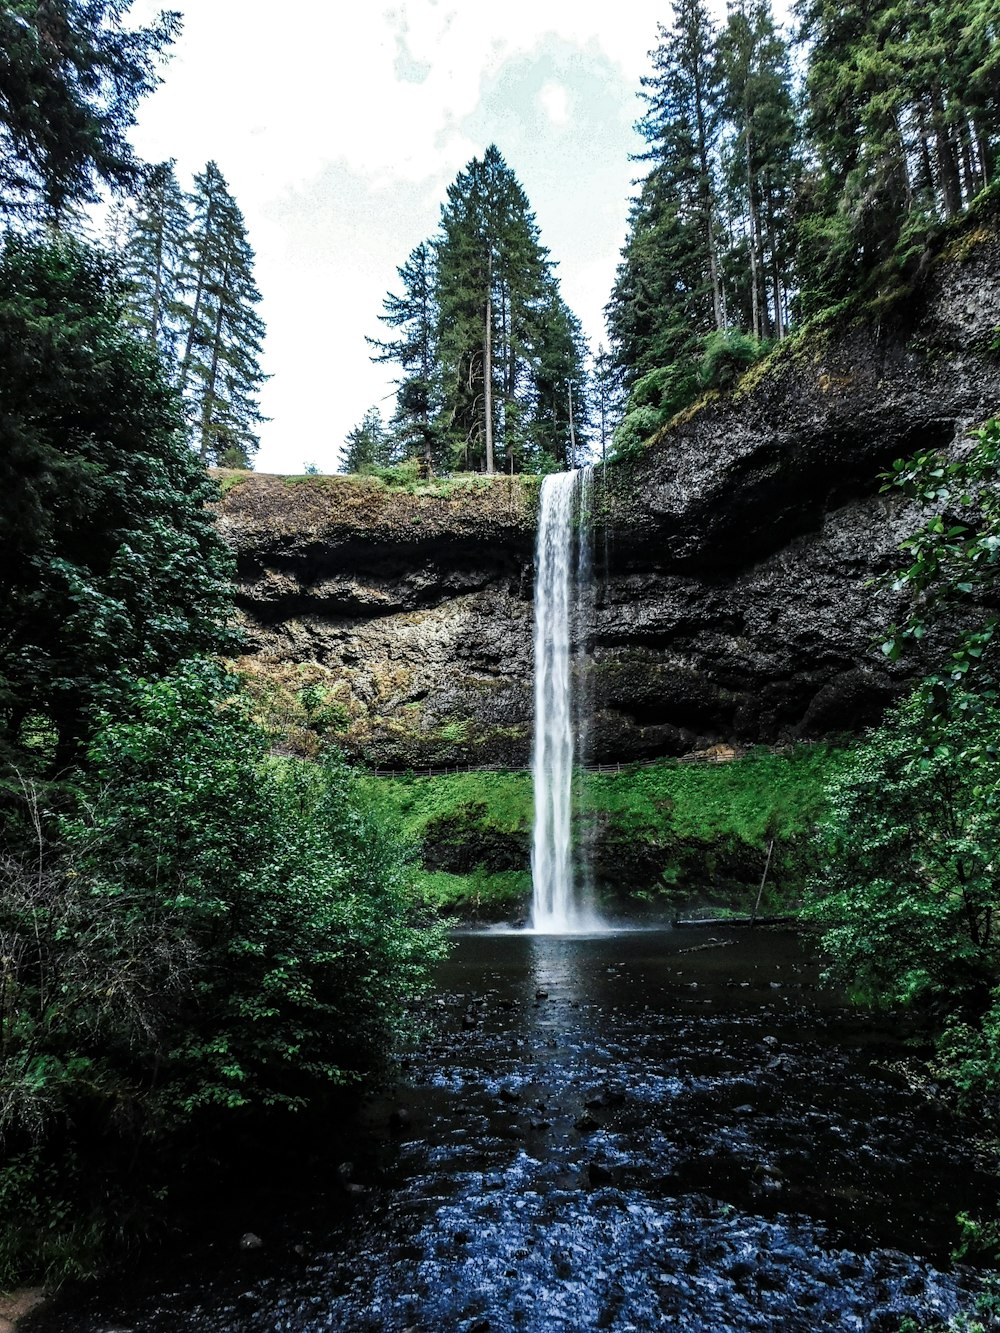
[{"left": 530, "top": 468, "right": 606, "bottom": 935}]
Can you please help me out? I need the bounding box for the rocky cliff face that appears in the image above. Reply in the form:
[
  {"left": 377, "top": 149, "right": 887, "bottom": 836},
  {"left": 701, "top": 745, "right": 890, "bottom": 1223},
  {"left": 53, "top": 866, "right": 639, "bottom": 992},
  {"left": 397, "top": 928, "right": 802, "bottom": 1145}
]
[{"left": 218, "top": 214, "right": 1000, "bottom": 767}]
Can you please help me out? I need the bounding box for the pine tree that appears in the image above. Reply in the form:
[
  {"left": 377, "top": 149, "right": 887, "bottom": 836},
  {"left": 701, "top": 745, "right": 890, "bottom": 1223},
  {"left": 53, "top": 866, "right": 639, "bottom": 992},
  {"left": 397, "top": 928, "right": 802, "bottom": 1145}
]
[
  {"left": 0, "top": 0, "right": 181, "bottom": 223},
  {"left": 606, "top": 165, "right": 713, "bottom": 384},
  {"left": 367, "top": 242, "right": 442, "bottom": 475},
  {"left": 638, "top": 0, "right": 726, "bottom": 331},
  {"left": 590, "top": 344, "right": 625, "bottom": 463},
  {"left": 121, "top": 159, "right": 188, "bottom": 362},
  {"left": 434, "top": 145, "right": 555, "bottom": 472},
  {"left": 176, "top": 162, "right": 266, "bottom": 468},
  {"left": 341, "top": 406, "right": 389, "bottom": 474},
  {"left": 717, "top": 0, "right": 797, "bottom": 339},
  {"left": 529, "top": 284, "right": 590, "bottom": 469},
  {"left": 793, "top": 0, "right": 999, "bottom": 315},
  {"left": 608, "top": 1, "right": 729, "bottom": 387},
  {"left": 371, "top": 147, "right": 588, "bottom": 474}
]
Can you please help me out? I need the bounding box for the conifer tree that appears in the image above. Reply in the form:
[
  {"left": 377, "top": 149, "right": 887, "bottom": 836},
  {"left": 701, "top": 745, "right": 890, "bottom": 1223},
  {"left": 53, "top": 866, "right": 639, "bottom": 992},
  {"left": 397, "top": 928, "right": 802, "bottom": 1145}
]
[
  {"left": 176, "top": 162, "right": 266, "bottom": 468},
  {"left": 371, "top": 147, "right": 589, "bottom": 473},
  {"left": 121, "top": 159, "right": 187, "bottom": 361},
  {"left": 0, "top": 0, "right": 181, "bottom": 223},
  {"left": 718, "top": 0, "right": 797, "bottom": 339},
  {"left": 793, "top": 0, "right": 999, "bottom": 314},
  {"left": 367, "top": 242, "right": 442, "bottom": 474},
  {"left": 638, "top": 0, "right": 725, "bottom": 330},
  {"left": 529, "top": 285, "right": 590, "bottom": 469},
  {"left": 434, "top": 145, "right": 556, "bottom": 472},
  {"left": 341, "top": 406, "right": 389, "bottom": 474},
  {"left": 608, "top": 1, "right": 728, "bottom": 387}
]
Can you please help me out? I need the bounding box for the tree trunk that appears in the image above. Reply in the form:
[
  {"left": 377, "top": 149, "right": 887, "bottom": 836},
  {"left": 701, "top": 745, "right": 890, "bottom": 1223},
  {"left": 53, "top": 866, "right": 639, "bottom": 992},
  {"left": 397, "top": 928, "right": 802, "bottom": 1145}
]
[
  {"left": 179, "top": 192, "right": 218, "bottom": 389},
  {"left": 974, "top": 119, "right": 994, "bottom": 188},
  {"left": 199, "top": 267, "right": 228, "bottom": 463},
  {"left": 567, "top": 381, "right": 576, "bottom": 466},
  {"left": 745, "top": 125, "right": 763, "bottom": 340},
  {"left": 931, "top": 84, "right": 962, "bottom": 217},
  {"left": 959, "top": 119, "right": 977, "bottom": 201},
  {"left": 150, "top": 215, "right": 164, "bottom": 348},
  {"left": 484, "top": 255, "right": 495, "bottom": 474},
  {"left": 693, "top": 66, "right": 724, "bottom": 329},
  {"left": 915, "top": 100, "right": 937, "bottom": 198}
]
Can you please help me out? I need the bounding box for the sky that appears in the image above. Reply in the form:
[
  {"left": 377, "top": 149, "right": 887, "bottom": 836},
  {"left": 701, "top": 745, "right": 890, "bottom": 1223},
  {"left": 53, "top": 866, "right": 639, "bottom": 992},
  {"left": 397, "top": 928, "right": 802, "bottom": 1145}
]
[{"left": 127, "top": 1, "right": 793, "bottom": 474}]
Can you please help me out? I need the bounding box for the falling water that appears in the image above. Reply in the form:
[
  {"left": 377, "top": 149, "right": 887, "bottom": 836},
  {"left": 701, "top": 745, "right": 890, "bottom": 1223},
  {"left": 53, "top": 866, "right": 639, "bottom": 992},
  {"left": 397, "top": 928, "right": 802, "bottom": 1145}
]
[{"left": 530, "top": 468, "right": 602, "bottom": 933}]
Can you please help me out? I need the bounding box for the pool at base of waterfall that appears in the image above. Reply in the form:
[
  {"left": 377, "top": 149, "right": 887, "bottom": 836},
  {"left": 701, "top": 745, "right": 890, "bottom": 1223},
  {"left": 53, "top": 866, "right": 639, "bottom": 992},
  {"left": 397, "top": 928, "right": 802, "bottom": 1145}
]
[{"left": 29, "top": 929, "right": 995, "bottom": 1333}]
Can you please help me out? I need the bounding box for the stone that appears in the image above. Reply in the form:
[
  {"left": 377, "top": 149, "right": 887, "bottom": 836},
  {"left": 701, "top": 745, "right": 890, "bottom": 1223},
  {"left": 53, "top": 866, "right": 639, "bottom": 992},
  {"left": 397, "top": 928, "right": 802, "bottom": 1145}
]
[{"left": 217, "top": 220, "right": 1000, "bottom": 770}]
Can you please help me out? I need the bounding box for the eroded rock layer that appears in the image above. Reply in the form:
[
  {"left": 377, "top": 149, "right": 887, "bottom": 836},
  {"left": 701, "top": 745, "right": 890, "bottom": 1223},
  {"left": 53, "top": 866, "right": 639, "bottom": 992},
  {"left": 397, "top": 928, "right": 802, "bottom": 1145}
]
[{"left": 217, "top": 216, "right": 1000, "bottom": 767}]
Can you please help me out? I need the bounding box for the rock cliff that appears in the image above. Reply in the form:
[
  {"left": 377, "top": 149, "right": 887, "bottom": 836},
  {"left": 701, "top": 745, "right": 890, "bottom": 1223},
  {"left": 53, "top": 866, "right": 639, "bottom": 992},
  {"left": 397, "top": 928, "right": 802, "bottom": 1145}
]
[{"left": 217, "top": 210, "right": 1000, "bottom": 768}]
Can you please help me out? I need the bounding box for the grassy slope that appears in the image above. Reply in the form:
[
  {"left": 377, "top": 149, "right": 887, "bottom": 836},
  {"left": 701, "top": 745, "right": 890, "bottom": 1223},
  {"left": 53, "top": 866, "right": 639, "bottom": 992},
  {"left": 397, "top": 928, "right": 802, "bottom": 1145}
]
[{"left": 362, "top": 745, "right": 849, "bottom": 920}]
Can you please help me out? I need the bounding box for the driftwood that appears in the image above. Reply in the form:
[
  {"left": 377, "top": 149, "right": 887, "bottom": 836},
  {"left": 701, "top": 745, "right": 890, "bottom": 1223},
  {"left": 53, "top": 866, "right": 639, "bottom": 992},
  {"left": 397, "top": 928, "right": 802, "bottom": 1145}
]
[{"left": 672, "top": 915, "right": 796, "bottom": 929}]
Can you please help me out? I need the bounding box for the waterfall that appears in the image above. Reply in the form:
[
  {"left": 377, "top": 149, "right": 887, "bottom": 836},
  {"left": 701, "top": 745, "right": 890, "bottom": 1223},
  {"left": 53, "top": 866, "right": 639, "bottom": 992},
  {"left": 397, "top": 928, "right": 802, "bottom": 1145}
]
[{"left": 530, "top": 468, "right": 602, "bottom": 933}]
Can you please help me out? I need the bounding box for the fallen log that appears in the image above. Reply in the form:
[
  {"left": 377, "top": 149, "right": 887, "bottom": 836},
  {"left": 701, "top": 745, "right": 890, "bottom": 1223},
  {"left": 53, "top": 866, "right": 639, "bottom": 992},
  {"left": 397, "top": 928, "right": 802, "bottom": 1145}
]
[{"left": 671, "top": 915, "right": 797, "bottom": 929}]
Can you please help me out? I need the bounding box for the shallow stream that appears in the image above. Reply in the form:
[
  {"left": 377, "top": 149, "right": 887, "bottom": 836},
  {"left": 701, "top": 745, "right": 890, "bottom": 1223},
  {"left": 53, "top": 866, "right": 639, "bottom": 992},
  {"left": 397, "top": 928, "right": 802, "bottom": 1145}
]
[{"left": 32, "top": 928, "right": 996, "bottom": 1332}]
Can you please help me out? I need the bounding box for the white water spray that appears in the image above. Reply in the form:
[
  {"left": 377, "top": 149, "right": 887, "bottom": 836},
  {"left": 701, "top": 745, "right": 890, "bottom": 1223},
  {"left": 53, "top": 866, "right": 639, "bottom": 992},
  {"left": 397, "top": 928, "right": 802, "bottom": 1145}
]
[{"left": 530, "top": 469, "right": 602, "bottom": 933}]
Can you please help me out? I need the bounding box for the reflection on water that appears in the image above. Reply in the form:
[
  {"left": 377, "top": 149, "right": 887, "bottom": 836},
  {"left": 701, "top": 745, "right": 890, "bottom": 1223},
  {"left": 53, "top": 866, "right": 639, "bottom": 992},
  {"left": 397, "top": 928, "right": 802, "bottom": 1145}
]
[{"left": 31, "top": 929, "right": 993, "bottom": 1333}]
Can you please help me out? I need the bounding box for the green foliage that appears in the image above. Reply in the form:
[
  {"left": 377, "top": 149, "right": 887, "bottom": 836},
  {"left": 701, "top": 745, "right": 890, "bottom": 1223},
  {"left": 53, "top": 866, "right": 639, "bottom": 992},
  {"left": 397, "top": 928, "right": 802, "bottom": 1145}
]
[
  {"left": 341, "top": 404, "right": 391, "bottom": 474},
  {"left": 0, "top": 233, "right": 234, "bottom": 774},
  {"left": 0, "top": 663, "right": 444, "bottom": 1282},
  {"left": 176, "top": 161, "right": 266, "bottom": 467},
  {"left": 119, "top": 158, "right": 188, "bottom": 359},
  {"left": 881, "top": 418, "right": 1000, "bottom": 685},
  {"left": 611, "top": 0, "right": 999, "bottom": 383},
  {"left": 610, "top": 330, "right": 768, "bottom": 458},
  {"left": 612, "top": 405, "right": 667, "bottom": 460},
  {"left": 697, "top": 329, "right": 768, "bottom": 391},
  {"left": 0, "top": 0, "right": 181, "bottom": 222},
  {"left": 803, "top": 688, "right": 1000, "bottom": 1009}
]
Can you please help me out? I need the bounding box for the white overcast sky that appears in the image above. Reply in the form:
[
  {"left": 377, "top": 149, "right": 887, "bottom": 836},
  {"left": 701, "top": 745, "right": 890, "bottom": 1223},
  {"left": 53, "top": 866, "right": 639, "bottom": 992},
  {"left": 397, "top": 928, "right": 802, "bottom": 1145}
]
[{"left": 127, "top": 1, "right": 793, "bottom": 473}]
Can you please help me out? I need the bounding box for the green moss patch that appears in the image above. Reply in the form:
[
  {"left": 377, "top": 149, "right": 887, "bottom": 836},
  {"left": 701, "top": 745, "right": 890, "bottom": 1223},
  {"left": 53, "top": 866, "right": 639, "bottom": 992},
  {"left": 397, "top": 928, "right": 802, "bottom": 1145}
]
[{"left": 364, "top": 745, "right": 850, "bottom": 920}]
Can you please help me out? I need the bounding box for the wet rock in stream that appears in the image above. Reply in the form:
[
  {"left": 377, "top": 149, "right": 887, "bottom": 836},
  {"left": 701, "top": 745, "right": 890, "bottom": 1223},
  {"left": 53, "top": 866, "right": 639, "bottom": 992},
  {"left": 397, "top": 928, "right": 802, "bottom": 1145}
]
[{"left": 27, "top": 929, "right": 994, "bottom": 1333}]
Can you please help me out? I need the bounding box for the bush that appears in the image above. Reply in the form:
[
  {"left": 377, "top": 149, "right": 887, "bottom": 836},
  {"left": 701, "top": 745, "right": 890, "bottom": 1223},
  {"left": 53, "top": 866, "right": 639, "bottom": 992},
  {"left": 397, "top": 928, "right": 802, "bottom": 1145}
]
[
  {"left": 611, "top": 405, "right": 666, "bottom": 459},
  {"left": 0, "top": 661, "right": 444, "bottom": 1282},
  {"left": 803, "top": 687, "right": 1000, "bottom": 1010},
  {"left": 697, "top": 330, "right": 768, "bottom": 392}
]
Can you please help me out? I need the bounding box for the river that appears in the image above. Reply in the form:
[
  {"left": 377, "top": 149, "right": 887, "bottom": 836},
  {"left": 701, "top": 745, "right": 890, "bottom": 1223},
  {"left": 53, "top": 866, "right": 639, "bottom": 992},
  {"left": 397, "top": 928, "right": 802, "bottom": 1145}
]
[{"left": 30, "top": 928, "right": 994, "bottom": 1332}]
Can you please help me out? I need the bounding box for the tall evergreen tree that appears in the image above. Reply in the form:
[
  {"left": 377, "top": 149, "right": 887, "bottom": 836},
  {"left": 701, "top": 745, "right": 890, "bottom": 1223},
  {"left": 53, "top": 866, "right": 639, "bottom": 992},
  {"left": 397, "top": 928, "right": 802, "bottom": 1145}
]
[
  {"left": 529, "top": 284, "right": 590, "bottom": 469},
  {"left": 367, "top": 242, "right": 442, "bottom": 474},
  {"left": 176, "top": 162, "right": 266, "bottom": 468},
  {"left": 793, "top": 0, "right": 999, "bottom": 315},
  {"left": 0, "top": 234, "right": 233, "bottom": 772},
  {"left": 434, "top": 145, "right": 557, "bottom": 472},
  {"left": 638, "top": 0, "right": 726, "bottom": 330},
  {"left": 120, "top": 159, "right": 187, "bottom": 361},
  {"left": 608, "top": 1, "right": 728, "bottom": 387},
  {"left": 0, "top": 0, "right": 180, "bottom": 223},
  {"left": 718, "top": 0, "right": 797, "bottom": 339}
]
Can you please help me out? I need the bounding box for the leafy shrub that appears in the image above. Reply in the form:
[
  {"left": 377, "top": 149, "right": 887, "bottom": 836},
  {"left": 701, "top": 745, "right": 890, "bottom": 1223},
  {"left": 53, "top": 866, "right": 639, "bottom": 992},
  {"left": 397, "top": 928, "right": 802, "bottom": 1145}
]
[
  {"left": 697, "top": 330, "right": 768, "bottom": 392},
  {"left": 0, "top": 661, "right": 444, "bottom": 1282},
  {"left": 610, "top": 332, "right": 768, "bottom": 461},
  {"left": 611, "top": 405, "right": 665, "bottom": 459},
  {"left": 804, "top": 686, "right": 1000, "bottom": 1009}
]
